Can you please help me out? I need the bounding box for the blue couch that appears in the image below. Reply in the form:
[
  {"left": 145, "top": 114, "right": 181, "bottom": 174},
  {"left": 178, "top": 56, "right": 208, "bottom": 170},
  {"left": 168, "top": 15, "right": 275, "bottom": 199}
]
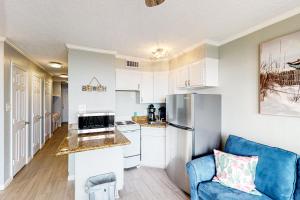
[{"left": 186, "top": 135, "right": 300, "bottom": 200}]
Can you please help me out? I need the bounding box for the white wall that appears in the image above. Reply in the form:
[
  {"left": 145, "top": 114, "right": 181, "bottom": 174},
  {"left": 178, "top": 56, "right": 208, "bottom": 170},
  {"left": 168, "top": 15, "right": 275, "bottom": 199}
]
[
  {"left": 115, "top": 91, "right": 164, "bottom": 120},
  {"left": 68, "top": 49, "right": 116, "bottom": 177},
  {"left": 68, "top": 49, "right": 116, "bottom": 123},
  {"left": 195, "top": 14, "right": 300, "bottom": 154},
  {"left": 0, "top": 41, "right": 4, "bottom": 187}
]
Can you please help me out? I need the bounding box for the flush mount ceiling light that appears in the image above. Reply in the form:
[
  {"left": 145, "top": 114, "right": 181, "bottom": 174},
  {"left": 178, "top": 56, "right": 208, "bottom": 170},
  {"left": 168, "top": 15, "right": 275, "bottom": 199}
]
[
  {"left": 48, "top": 62, "right": 62, "bottom": 69},
  {"left": 59, "top": 74, "right": 68, "bottom": 78},
  {"left": 152, "top": 48, "right": 168, "bottom": 59},
  {"left": 145, "top": 0, "right": 165, "bottom": 7}
]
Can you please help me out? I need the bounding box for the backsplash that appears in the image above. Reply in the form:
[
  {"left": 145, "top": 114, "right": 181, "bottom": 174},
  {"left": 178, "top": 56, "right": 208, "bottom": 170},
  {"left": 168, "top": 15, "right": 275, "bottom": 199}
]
[{"left": 115, "top": 91, "right": 165, "bottom": 120}]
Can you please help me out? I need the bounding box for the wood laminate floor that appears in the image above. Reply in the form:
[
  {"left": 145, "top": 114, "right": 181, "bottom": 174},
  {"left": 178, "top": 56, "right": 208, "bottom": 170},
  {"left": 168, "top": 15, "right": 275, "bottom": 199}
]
[{"left": 0, "top": 125, "right": 189, "bottom": 200}]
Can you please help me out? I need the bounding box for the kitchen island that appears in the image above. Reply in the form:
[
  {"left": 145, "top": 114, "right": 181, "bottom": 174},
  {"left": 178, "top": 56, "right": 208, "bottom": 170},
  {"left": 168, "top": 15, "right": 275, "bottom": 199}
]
[{"left": 57, "top": 129, "right": 130, "bottom": 200}]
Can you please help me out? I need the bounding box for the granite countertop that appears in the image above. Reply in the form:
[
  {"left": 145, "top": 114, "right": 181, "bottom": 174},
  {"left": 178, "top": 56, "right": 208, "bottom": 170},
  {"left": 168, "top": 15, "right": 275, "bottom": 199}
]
[
  {"left": 132, "top": 116, "right": 166, "bottom": 128},
  {"left": 56, "top": 130, "right": 130, "bottom": 156}
]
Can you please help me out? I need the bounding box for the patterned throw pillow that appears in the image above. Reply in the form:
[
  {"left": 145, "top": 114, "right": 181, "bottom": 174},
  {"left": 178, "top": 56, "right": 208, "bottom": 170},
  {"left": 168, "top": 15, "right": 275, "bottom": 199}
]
[{"left": 213, "top": 149, "right": 260, "bottom": 195}]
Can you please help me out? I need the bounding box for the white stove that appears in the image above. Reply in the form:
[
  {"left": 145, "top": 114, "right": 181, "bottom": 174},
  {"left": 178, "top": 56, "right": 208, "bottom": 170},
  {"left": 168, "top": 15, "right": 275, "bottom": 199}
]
[{"left": 116, "top": 120, "right": 141, "bottom": 169}]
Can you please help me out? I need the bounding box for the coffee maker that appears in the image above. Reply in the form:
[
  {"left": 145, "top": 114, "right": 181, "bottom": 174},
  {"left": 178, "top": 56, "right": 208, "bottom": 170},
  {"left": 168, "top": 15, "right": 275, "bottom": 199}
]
[
  {"left": 158, "top": 106, "right": 166, "bottom": 121},
  {"left": 147, "top": 104, "right": 156, "bottom": 123}
]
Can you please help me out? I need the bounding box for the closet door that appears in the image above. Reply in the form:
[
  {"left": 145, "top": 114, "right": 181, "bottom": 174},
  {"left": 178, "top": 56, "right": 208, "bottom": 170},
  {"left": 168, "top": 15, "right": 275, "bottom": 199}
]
[
  {"left": 12, "top": 65, "right": 27, "bottom": 175},
  {"left": 32, "top": 75, "right": 42, "bottom": 155},
  {"left": 44, "top": 80, "right": 52, "bottom": 140}
]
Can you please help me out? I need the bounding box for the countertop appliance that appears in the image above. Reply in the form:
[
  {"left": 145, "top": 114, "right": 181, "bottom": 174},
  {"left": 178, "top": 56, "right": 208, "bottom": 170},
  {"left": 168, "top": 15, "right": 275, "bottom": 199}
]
[
  {"left": 116, "top": 120, "right": 141, "bottom": 169},
  {"left": 158, "top": 106, "right": 166, "bottom": 121},
  {"left": 166, "top": 94, "right": 221, "bottom": 193},
  {"left": 147, "top": 104, "right": 156, "bottom": 123},
  {"left": 78, "top": 111, "right": 115, "bottom": 134}
]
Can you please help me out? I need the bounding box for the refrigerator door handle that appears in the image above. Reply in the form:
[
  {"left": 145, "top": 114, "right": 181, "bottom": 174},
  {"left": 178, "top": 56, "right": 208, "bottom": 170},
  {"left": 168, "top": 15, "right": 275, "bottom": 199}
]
[{"left": 167, "top": 122, "right": 194, "bottom": 131}]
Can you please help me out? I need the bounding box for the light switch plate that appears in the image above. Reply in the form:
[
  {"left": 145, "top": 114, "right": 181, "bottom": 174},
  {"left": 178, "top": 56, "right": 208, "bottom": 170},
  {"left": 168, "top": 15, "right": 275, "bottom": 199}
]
[{"left": 78, "top": 104, "right": 86, "bottom": 113}]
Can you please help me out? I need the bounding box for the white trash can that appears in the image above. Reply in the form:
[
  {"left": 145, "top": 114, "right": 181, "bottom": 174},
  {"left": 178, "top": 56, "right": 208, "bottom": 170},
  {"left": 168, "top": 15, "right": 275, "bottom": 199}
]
[{"left": 85, "top": 172, "right": 116, "bottom": 200}]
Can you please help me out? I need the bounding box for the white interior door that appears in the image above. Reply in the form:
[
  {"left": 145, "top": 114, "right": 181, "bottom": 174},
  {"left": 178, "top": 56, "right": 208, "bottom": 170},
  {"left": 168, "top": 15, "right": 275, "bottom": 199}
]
[
  {"left": 12, "top": 65, "right": 27, "bottom": 176},
  {"left": 44, "top": 80, "right": 52, "bottom": 140},
  {"left": 62, "top": 84, "right": 68, "bottom": 123},
  {"left": 32, "top": 75, "right": 42, "bottom": 155}
]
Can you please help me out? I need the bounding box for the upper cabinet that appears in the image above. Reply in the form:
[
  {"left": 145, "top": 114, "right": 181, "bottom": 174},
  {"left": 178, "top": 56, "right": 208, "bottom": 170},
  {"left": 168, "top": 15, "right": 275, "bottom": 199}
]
[
  {"left": 175, "top": 58, "right": 218, "bottom": 89},
  {"left": 140, "top": 71, "right": 169, "bottom": 104},
  {"left": 140, "top": 72, "right": 154, "bottom": 103},
  {"left": 115, "top": 68, "right": 169, "bottom": 103},
  {"left": 116, "top": 69, "right": 140, "bottom": 91},
  {"left": 175, "top": 67, "right": 189, "bottom": 88},
  {"left": 153, "top": 71, "right": 169, "bottom": 103}
]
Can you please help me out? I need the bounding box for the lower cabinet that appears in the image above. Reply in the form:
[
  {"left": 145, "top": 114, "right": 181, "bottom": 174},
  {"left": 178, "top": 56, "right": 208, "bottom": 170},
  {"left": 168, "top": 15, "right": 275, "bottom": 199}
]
[{"left": 141, "top": 127, "right": 166, "bottom": 169}]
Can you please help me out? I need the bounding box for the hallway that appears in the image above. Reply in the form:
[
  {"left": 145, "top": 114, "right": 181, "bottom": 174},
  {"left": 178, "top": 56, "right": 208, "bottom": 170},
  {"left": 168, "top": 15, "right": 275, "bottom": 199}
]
[{"left": 0, "top": 125, "right": 74, "bottom": 200}]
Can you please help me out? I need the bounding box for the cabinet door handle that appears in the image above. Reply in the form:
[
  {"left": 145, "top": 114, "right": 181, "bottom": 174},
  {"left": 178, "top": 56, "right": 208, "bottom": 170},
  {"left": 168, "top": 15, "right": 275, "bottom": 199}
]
[
  {"left": 185, "top": 80, "right": 187, "bottom": 87},
  {"left": 188, "top": 80, "right": 190, "bottom": 86}
]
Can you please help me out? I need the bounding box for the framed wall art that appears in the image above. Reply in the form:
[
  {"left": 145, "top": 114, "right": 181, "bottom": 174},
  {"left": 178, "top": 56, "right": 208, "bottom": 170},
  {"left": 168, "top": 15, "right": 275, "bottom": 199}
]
[{"left": 259, "top": 31, "right": 300, "bottom": 117}]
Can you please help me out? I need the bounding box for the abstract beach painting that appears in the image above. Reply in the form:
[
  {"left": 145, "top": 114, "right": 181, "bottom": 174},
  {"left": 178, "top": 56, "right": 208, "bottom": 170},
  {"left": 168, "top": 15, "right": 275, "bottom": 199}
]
[{"left": 260, "top": 31, "right": 300, "bottom": 117}]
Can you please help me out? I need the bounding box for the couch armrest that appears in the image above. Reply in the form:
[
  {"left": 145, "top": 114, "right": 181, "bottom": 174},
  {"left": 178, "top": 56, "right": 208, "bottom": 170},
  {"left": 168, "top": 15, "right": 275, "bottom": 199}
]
[{"left": 186, "top": 154, "right": 216, "bottom": 200}]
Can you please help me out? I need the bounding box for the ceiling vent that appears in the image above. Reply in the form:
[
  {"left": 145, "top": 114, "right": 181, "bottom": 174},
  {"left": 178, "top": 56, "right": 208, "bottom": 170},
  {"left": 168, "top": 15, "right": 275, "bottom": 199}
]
[{"left": 126, "top": 60, "right": 139, "bottom": 68}]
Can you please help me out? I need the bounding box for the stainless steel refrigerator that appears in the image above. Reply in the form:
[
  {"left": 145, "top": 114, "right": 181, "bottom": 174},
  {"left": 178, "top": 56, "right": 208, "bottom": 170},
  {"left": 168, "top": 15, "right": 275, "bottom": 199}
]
[{"left": 166, "top": 94, "right": 221, "bottom": 193}]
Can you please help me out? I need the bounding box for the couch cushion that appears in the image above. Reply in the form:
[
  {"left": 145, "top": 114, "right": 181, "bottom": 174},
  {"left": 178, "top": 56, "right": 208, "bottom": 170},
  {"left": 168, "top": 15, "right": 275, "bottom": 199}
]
[
  {"left": 295, "top": 158, "right": 300, "bottom": 200},
  {"left": 225, "top": 135, "right": 298, "bottom": 200},
  {"left": 198, "top": 181, "right": 272, "bottom": 200}
]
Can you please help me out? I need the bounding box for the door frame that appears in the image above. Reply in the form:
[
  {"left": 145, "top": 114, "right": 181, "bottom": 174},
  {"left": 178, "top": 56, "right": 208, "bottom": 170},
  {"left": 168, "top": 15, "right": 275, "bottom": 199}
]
[
  {"left": 31, "top": 73, "right": 43, "bottom": 156},
  {"left": 10, "top": 62, "right": 29, "bottom": 178},
  {"left": 43, "top": 80, "right": 52, "bottom": 142}
]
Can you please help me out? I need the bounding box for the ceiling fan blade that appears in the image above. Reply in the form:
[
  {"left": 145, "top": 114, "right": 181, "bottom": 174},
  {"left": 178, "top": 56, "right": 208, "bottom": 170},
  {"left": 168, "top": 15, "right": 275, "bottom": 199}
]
[{"left": 145, "top": 0, "right": 165, "bottom": 7}]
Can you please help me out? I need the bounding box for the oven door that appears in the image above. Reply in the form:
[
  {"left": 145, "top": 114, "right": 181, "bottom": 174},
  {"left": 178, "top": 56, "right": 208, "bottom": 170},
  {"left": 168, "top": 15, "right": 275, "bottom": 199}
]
[{"left": 122, "top": 129, "right": 141, "bottom": 157}]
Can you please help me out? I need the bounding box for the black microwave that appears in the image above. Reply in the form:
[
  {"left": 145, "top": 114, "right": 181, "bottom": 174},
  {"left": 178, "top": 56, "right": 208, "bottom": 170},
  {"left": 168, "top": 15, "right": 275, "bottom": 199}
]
[{"left": 78, "top": 112, "right": 115, "bottom": 133}]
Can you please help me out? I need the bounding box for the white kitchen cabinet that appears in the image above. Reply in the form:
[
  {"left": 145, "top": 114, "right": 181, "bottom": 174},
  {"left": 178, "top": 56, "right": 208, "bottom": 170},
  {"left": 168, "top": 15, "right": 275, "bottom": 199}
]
[
  {"left": 140, "top": 72, "right": 154, "bottom": 103},
  {"left": 141, "top": 127, "right": 166, "bottom": 168},
  {"left": 139, "top": 71, "right": 169, "bottom": 104},
  {"left": 175, "top": 58, "right": 218, "bottom": 89},
  {"left": 176, "top": 66, "right": 189, "bottom": 88},
  {"left": 189, "top": 60, "right": 205, "bottom": 87},
  {"left": 116, "top": 69, "right": 141, "bottom": 91},
  {"left": 153, "top": 71, "right": 169, "bottom": 103}
]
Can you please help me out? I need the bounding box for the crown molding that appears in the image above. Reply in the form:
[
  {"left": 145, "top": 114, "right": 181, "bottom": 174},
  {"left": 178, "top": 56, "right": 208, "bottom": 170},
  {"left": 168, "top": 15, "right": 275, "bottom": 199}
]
[
  {"left": 5, "top": 39, "right": 53, "bottom": 75},
  {"left": 170, "top": 39, "right": 220, "bottom": 60},
  {"left": 116, "top": 54, "right": 152, "bottom": 62},
  {"left": 66, "top": 44, "right": 117, "bottom": 55},
  {"left": 219, "top": 6, "right": 300, "bottom": 45}
]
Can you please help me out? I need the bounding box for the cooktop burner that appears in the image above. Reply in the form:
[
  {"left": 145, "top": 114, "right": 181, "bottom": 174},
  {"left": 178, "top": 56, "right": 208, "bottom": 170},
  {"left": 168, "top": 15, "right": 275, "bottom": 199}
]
[
  {"left": 125, "top": 121, "right": 136, "bottom": 125},
  {"left": 115, "top": 121, "right": 137, "bottom": 126}
]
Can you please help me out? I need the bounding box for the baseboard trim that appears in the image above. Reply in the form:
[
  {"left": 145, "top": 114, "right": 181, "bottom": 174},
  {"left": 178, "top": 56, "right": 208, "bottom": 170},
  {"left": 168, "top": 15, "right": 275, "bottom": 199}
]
[
  {"left": 68, "top": 175, "right": 75, "bottom": 181},
  {"left": 0, "top": 177, "right": 13, "bottom": 190},
  {"left": 27, "top": 155, "right": 33, "bottom": 164}
]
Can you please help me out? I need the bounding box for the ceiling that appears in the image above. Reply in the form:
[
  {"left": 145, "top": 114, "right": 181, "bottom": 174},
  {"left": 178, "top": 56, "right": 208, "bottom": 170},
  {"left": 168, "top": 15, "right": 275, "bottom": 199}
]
[{"left": 1, "top": 0, "right": 300, "bottom": 75}]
